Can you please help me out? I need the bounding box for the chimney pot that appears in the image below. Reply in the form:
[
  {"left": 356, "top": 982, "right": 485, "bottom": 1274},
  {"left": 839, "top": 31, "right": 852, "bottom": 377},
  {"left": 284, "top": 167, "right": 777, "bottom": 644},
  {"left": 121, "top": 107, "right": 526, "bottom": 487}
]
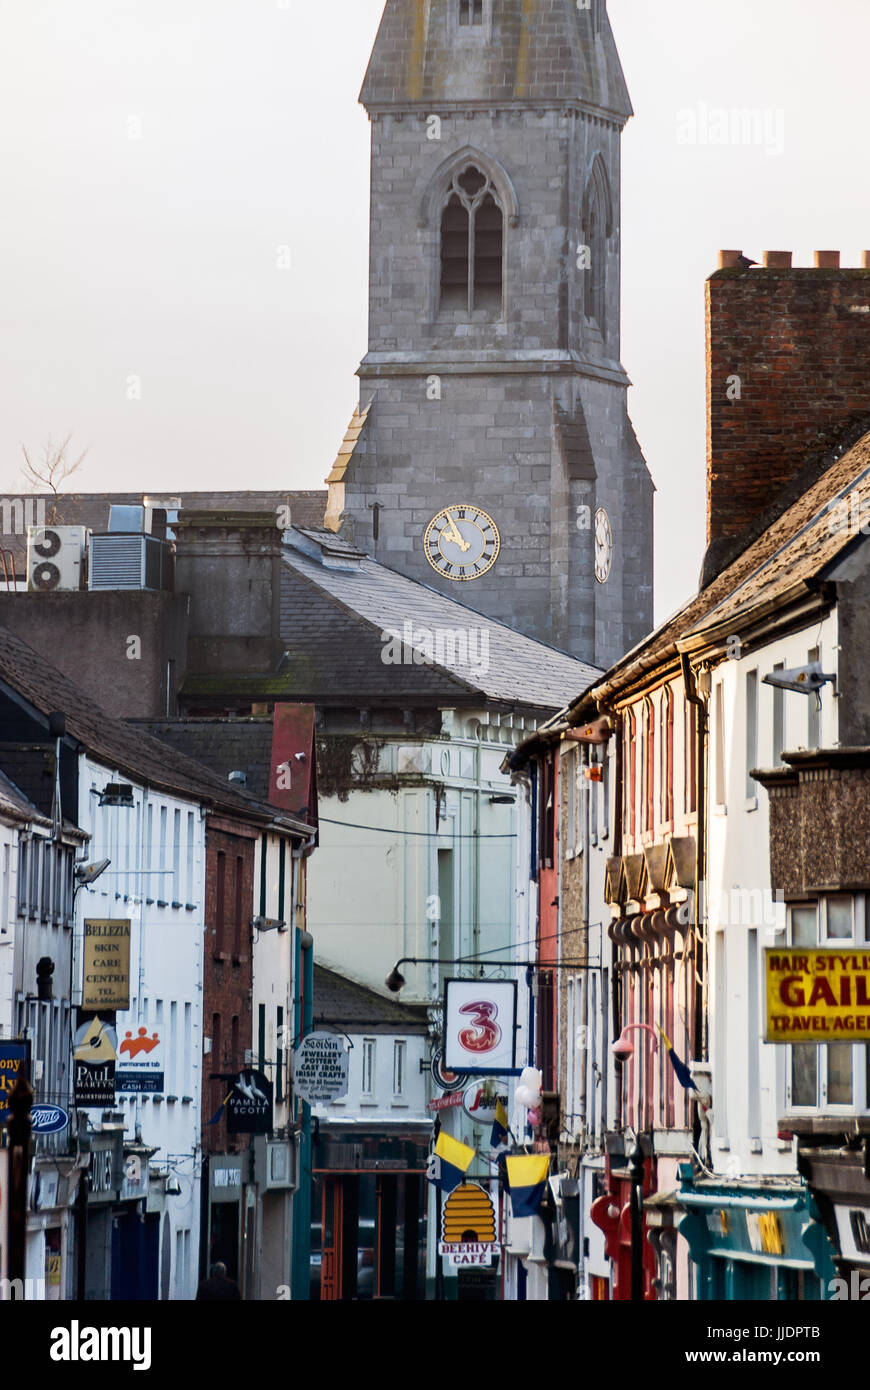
[
  {"left": 861, "top": 252, "right": 870, "bottom": 270},
  {"left": 763, "top": 251, "right": 793, "bottom": 269},
  {"left": 814, "top": 251, "right": 841, "bottom": 268},
  {"left": 718, "top": 250, "right": 743, "bottom": 269}
]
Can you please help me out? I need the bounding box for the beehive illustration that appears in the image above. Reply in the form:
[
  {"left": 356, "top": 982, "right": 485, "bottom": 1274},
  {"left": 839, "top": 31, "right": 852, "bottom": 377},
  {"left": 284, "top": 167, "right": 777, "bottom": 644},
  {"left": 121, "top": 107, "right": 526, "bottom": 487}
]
[{"left": 442, "top": 1183, "right": 497, "bottom": 1244}]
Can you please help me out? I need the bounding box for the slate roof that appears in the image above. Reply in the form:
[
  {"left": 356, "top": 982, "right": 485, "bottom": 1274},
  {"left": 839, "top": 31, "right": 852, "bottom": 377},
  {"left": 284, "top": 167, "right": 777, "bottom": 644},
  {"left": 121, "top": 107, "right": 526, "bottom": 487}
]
[
  {"left": 2, "top": 490, "right": 326, "bottom": 574},
  {"left": 131, "top": 719, "right": 275, "bottom": 804},
  {"left": 281, "top": 529, "right": 601, "bottom": 713},
  {"left": 361, "top": 0, "right": 632, "bottom": 117},
  {"left": 313, "top": 964, "right": 429, "bottom": 1034},
  {"left": 0, "top": 625, "right": 311, "bottom": 832},
  {"left": 0, "top": 767, "right": 51, "bottom": 827},
  {"left": 570, "top": 423, "right": 870, "bottom": 709}
]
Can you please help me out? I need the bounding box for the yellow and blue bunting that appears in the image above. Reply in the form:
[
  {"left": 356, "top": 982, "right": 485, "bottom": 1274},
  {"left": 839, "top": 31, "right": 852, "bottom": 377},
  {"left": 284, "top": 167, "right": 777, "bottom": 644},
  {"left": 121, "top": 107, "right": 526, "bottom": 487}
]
[
  {"left": 490, "top": 1099, "right": 509, "bottom": 1153},
  {"left": 506, "top": 1153, "right": 550, "bottom": 1217},
  {"left": 427, "top": 1131, "right": 476, "bottom": 1194}
]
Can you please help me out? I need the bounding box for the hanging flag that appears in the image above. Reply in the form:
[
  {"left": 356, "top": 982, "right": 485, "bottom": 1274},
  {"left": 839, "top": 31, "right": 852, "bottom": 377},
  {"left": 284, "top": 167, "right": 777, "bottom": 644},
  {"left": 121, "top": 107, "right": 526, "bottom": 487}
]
[
  {"left": 656, "top": 1025, "right": 698, "bottom": 1091},
  {"left": 208, "top": 1089, "right": 234, "bottom": 1125},
  {"left": 490, "top": 1099, "right": 509, "bottom": 1154},
  {"left": 427, "top": 1131, "right": 476, "bottom": 1194},
  {"left": 506, "top": 1153, "right": 550, "bottom": 1217}
]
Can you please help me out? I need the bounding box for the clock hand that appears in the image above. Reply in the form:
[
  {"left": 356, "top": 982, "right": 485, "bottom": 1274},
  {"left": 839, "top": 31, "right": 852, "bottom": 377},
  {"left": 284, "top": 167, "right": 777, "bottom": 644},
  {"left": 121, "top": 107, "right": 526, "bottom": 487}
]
[{"left": 444, "top": 512, "right": 471, "bottom": 552}]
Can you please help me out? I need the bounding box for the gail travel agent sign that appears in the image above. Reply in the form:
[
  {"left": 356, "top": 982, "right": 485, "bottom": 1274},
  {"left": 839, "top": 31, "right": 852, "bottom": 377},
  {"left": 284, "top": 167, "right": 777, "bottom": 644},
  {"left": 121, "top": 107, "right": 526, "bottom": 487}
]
[{"left": 765, "top": 948, "right": 870, "bottom": 1041}]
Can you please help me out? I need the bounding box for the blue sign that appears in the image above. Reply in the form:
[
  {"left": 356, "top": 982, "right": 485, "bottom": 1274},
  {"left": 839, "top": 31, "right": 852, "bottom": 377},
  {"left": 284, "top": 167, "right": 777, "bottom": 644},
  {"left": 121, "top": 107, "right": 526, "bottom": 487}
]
[
  {"left": 0, "top": 1041, "right": 29, "bottom": 1123},
  {"left": 30, "top": 1104, "right": 70, "bottom": 1135}
]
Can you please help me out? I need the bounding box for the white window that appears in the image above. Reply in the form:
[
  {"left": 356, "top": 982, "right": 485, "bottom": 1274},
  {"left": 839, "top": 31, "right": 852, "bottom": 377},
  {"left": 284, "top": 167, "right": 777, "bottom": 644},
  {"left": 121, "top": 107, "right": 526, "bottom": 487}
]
[
  {"left": 0, "top": 842, "right": 9, "bottom": 936},
  {"left": 159, "top": 806, "right": 167, "bottom": 902},
  {"left": 772, "top": 662, "right": 785, "bottom": 766},
  {"left": 392, "top": 1040, "right": 406, "bottom": 1099},
  {"left": 185, "top": 811, "right": 195, "bottom": 905},
  {"left": 807, "top": 647, "right": 821, "bottom": 749},
  {"left": 745, "top": 669, "right": 758, "bottom": 802},
  {"left": 714, "top": 682, "right": 726, "bottom": 810},
  {"left": 361, "top": 1039, "right": 376, "bottom": 1098},
  {"left": 564, "top": 747, "right": 581, "bottom": 858},
  {"left": 172, "top": 809, "right": 181, "bottom": 904}
]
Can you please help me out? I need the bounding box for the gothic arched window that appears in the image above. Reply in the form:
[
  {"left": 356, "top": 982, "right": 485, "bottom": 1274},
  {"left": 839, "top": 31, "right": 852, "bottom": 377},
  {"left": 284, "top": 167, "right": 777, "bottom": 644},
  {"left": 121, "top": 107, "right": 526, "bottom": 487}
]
[
  {"left": 582, "top": 155, "right": 613, "bottom": 333},
  {"left": 459, "top": 0, "right": 483, "bottom": 25},
  {"left": 439, "top": 165, "right": 504, "bottom": 314},
  {"left": 584, "top": 188, "right": 606, "bottom": 328}
]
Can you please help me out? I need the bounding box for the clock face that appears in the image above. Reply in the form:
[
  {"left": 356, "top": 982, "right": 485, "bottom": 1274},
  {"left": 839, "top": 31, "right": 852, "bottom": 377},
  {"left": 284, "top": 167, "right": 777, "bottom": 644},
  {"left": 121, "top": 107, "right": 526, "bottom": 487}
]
[
  {"left": 594, "top": 507, "right": 613, "bottom": 584},
  {"left": 424, "top": 505, "right": 500, "bottom": 581}
]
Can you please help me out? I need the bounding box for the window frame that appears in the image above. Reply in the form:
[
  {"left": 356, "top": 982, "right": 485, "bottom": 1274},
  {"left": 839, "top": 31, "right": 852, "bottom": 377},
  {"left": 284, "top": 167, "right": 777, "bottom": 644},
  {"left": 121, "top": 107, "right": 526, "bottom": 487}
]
[
  {"left": 361, "top": 1038, "right": 376, "bottom": 1100},
  {"left": 439, "top": 165, "right": 505, "bottom": 318}
]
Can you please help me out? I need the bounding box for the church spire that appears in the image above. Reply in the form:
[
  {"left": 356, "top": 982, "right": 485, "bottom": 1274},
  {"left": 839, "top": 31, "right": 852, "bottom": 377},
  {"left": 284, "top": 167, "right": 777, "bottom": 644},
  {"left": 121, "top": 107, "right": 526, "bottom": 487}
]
[{"left": 361, "top": 0, "right": 632, "bottom": 119}]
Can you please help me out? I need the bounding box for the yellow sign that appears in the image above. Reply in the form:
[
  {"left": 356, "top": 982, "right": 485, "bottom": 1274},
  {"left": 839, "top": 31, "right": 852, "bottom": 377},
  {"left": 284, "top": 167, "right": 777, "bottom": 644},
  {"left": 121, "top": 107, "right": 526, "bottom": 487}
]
[
  {"left": 82, "top": 920, "right": 131, "bottom": 1011},
  {"left": 765, "top": 948, "right": 870, "bottom": 1042}
]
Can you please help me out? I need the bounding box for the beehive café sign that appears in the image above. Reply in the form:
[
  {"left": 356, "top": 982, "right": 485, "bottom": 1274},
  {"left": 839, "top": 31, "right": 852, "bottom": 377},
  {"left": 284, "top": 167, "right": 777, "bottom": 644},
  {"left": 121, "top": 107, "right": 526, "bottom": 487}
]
[{"left": 765, "top": 948, "right": 870, "bottom": 1041}]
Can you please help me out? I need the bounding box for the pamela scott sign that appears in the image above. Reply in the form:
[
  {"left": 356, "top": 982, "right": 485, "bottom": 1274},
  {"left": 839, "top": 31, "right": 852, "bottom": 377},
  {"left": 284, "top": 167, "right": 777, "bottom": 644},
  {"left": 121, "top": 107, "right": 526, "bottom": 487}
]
[{"left": 765, "top": 948, "right": 870, "bottom": 1041}]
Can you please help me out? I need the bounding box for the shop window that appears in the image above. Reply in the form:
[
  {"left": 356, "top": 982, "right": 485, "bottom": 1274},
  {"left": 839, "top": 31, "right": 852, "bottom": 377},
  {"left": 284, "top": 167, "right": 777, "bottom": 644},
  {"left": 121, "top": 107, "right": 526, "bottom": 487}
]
[{"left": 788, "top": 899, "right": 860, "bottom": 1109}]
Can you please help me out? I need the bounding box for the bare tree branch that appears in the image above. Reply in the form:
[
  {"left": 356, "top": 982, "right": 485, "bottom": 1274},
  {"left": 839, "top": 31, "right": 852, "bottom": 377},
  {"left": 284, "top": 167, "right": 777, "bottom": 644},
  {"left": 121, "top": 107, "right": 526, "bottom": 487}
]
[{"left": 20, "top": 434, "right": 88, "bottom": 524}]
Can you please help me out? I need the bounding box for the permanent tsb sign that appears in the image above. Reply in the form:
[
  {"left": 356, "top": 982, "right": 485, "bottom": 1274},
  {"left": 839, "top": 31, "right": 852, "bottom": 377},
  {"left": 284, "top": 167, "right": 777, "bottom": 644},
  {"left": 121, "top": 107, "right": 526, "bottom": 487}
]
[{"left": 765, "top": 948, "right": 870, "bottom": 1042}]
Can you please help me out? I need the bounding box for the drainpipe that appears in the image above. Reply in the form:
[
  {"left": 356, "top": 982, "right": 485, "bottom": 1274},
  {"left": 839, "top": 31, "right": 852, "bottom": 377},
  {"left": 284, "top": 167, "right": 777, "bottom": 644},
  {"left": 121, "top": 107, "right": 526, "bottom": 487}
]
[{"left": 680, "top": 653, "right": 709, "bottom": 1063}]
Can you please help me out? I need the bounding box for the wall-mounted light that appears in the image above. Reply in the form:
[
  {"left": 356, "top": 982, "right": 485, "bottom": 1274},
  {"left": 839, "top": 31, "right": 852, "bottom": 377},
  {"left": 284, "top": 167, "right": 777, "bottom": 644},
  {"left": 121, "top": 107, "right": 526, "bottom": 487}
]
[
  {"left": 99, "top": 784, "right": 134, "bottom": 807},
  {"left": 75, "top": 858, "right": 111, "bottom": 886}
]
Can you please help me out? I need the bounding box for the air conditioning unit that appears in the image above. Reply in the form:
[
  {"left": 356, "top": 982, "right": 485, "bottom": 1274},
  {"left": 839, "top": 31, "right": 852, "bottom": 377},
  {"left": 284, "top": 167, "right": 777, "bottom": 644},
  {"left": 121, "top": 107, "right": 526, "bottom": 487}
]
[
  {"left": 89, "top": 533, "right": 166, "bottom": 590},
  {"left": 26, "top": 526, "right": 89, "bottom": 592}
]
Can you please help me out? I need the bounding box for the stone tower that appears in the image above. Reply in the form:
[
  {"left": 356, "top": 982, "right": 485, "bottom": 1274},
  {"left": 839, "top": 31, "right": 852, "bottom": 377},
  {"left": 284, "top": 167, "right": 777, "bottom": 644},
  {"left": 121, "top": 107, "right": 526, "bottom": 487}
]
[{"left": 326, "top": 0, "right": 653, "bottom": 668}]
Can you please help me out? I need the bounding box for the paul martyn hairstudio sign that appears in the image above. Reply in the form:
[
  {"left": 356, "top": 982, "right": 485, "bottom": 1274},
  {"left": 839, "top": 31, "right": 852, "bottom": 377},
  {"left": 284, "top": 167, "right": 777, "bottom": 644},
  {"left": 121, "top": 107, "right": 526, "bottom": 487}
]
[
  {"left": 765, "top": 948, "right": 870, "bottom": 1041},
  {"left": 82, "top": 919, "right": 131, "bottom": 1011}
]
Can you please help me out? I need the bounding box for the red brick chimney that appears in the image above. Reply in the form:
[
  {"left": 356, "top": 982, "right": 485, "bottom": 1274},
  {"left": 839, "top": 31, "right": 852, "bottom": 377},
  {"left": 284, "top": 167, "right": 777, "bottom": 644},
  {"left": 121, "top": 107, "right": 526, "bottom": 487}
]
[{"left": 706, "top": 251, "right": 870, "bottom": 550}]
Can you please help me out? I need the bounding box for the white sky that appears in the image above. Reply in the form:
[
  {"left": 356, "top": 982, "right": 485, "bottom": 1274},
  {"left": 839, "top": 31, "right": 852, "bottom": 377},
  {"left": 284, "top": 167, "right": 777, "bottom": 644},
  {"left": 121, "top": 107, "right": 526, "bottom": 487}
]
[{"left": 1, "top": 0, "right": 868, "bottom": 625}]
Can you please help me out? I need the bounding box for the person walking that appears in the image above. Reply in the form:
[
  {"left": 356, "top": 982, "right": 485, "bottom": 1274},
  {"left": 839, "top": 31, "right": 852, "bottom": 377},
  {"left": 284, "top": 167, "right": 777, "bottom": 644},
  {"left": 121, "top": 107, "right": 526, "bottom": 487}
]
[{"left": 196, "top": 1261, "right": 242, "bottom": 1301}]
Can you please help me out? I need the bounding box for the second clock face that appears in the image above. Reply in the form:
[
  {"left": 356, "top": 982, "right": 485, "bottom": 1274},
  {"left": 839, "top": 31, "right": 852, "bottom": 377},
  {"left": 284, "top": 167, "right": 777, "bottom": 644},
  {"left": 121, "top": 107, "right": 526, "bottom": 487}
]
[{"left": 424, "top": 505, "right": 500, "bottom": 581}]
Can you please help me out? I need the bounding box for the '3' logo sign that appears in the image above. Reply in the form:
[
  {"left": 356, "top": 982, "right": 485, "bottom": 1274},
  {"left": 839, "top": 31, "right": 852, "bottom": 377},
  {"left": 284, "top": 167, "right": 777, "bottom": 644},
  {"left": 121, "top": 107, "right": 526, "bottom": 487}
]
[{"left": 458, "top": 1001, "right": 501, "bottom": 1054}]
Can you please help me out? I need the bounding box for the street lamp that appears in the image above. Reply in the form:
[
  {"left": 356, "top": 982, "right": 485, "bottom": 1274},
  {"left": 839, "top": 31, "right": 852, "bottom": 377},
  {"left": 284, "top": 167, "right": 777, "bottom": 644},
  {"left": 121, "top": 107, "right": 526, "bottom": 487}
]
[
  {"left": 610, "top": 1025, "right": 658, "bottom": 1304},
  {"left": 385, "top": 954, "right": 597, "bottom": 993}
]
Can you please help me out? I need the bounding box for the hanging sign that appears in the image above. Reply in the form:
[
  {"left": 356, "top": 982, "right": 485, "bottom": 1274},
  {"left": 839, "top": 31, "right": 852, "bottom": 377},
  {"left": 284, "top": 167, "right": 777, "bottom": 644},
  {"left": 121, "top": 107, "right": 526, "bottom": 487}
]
[
  {"left": 427, "top": 1091, "right": 465, "bottom": 1113},
  {"left": 438, "top": 1183, "right": 500, "bottom": 1266},
  {"left": 225, "top": 1069, "right": 273, "bottom": 1134},
  {"left": 462, "top": 1078, "right": 510, "bottom": 1125},
  {"left": 82, "top": 920, "right": 131, "bottom": 1011},
  {"left": 443, "top": 979, "right": 518, "bottom": 1076},
  {"left": 293, "top": 1033, "right": 349, "bottom": 1105},
  {"left": 30, "top": 1105, "right": 70, "bottom": 1135},
  {"left": 430, "top": 1047, "right": 466, "bottom": 1093},
  {"left": 0, "top": 1040, "right": 30, "bottom": 1123},
  {"left": 765, "top": 948, "right": 870, "bottom": 1042},
  {"left": 73, "top": 1014, "right": 117, "bottom": 1108},
  {"left": 116, "top": 1026, "right": 164, "bottom": 1094}
]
